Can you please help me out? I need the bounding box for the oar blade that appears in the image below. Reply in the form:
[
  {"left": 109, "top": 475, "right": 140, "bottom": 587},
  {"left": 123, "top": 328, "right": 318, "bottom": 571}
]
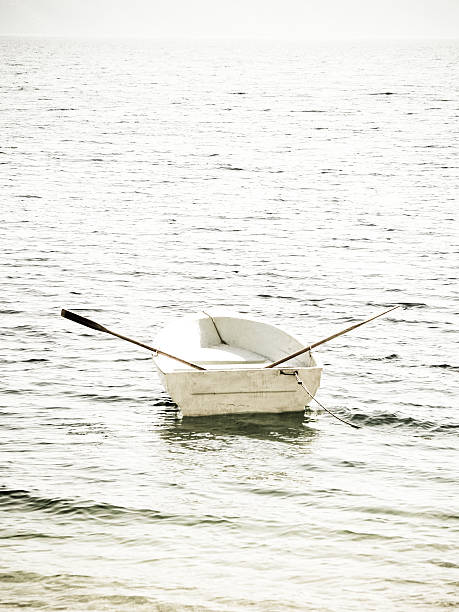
[{"left": 61, "top": 309, "right": 108, "bottom": 333}]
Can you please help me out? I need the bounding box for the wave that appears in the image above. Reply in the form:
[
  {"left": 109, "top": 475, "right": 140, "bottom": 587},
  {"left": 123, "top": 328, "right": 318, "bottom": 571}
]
[
  {"left": 367, "top": 358, "right": 458, "bottom": 371},
  {"left": 0, "top": 571, "right": 210, "bottom": 611},
  {"left": 68, "top": 392, "right": 144, "bottom": 403},
  {"left": 397, "top": 302, "right": 428, "bottom": 308},
  {"left": 430, "top": 364, "right": 459, "bottom": 372},
  {"left": 0, "top": 489, "right": 232, "bottom": 526},
  {"left": 58, "top": 392, "right": 178, "bottom": 410},
  {"left": 349, "top": 410, "right": 459, "bottom": 434},
  {"left": 257, "top": 294, "right": 295, "bottom": 300}
]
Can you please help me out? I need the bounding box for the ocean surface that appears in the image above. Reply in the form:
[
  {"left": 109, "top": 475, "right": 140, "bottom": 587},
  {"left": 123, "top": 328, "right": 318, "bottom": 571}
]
[{"left": 1, "top": 37, "right": 458, "bottom": 611}]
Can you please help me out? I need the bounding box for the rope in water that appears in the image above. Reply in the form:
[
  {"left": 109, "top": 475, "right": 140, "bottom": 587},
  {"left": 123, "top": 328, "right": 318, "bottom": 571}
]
[{"left": 294, "top": 371, "right": 360, "bottom": 430}]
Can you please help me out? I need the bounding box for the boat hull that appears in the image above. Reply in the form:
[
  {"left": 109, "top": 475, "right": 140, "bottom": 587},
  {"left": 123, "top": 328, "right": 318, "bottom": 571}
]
[{"left": 155, "top": 365, "right": 322, "bottom": 417}]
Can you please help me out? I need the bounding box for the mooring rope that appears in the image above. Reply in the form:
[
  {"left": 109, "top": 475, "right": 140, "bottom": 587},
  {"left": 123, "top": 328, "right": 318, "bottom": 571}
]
[{"left": 293, "top": 371, "right": 360, "bottom": 430}]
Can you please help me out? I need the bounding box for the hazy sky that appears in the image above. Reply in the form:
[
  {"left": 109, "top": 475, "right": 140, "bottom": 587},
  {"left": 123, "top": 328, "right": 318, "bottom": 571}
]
[{"left": 1, "top": 0, "right": 458, "bottom": 39}]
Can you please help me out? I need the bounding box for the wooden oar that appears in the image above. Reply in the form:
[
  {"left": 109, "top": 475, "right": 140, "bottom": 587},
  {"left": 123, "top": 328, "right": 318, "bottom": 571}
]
[
  {"left": 61, "top": 309, "right": 206, "bottom": 371},
  {"left": 265, "top": 305, "right": 400, "bottom": 368}
]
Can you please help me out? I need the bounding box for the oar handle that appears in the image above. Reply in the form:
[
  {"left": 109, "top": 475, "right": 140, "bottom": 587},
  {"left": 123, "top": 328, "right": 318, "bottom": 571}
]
[
  {"left": 265, "top": 305, "right": 400, "bottom": 368},
  {"left": 61, "top": 309, "right": 206, "bottom": 371}
]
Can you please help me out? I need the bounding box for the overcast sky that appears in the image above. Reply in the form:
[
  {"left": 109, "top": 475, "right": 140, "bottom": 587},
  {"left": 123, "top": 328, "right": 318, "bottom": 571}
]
[{"left": 1, "top": 0, "right": 458, "bottom": 39}]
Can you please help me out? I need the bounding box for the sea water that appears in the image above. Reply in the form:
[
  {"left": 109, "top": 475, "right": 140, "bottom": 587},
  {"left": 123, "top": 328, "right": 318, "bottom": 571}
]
[{"left": 1, "top": 37, "right": 458, "bottom": 610}]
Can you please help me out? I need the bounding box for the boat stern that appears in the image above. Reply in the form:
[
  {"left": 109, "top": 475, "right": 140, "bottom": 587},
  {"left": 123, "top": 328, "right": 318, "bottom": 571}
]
[{"left": 158, "top": 365, "right": 322, "bottom": 417}]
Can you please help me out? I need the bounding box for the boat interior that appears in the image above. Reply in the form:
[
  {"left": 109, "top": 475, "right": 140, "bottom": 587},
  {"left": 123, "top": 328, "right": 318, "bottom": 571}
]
[{"left": 154, "top": 311, "right": 315, "bottom": 372}]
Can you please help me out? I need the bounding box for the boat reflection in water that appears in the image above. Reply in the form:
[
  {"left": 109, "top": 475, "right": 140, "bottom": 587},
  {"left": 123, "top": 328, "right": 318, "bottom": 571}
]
[{"left": 158, "top": 409, "right": 320, "bottom": 446}]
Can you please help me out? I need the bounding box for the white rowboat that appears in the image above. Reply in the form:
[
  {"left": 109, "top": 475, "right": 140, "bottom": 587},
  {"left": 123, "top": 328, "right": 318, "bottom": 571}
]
[
  {"left": 61, "top": 305, "right": 398, "bottom": 424},
  {"left": 153, "top": 311, "right": 322, "bottom": 417}
]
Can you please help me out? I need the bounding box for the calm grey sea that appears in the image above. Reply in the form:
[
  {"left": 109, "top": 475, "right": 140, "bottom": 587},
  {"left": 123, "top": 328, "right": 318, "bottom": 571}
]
[{"left": 1, "top": 37, "right": 458, "bottom": 611}]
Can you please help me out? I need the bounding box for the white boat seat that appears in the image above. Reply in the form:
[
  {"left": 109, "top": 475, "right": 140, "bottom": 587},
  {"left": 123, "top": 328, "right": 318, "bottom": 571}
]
[
  {"left": 191, "top": 344, "right": 268, "bottom": 365},
  {"left": 156, "top": 343, "right": 269, "bottom": 370}
]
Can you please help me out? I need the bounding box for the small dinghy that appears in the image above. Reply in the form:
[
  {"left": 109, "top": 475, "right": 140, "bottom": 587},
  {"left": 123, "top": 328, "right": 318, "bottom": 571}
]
[
  {"left": 61, "top": 305, "right": 398, "bottom": 424},
  {"left": 152, "top": 311, "right": 322, "bottom": 417}
]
